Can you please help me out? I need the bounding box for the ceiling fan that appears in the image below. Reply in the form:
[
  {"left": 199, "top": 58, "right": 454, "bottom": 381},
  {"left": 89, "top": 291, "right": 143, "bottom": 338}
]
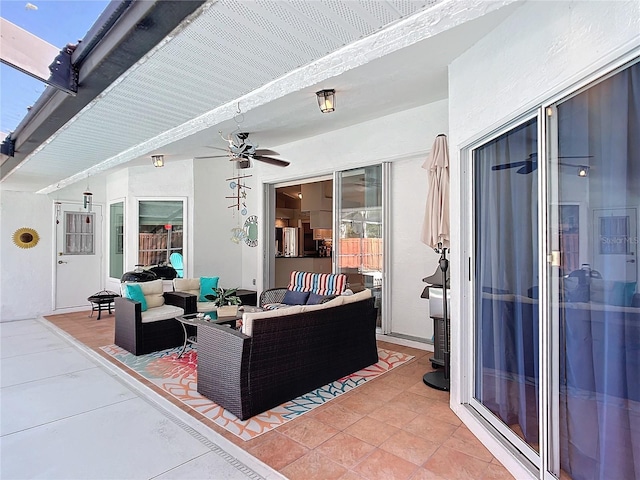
[
  {"left": 491, "top": 153, "right": 593, "bottom": 174},
  {"left": 195, "top": 132, "right": 290, "bottom": 168}
]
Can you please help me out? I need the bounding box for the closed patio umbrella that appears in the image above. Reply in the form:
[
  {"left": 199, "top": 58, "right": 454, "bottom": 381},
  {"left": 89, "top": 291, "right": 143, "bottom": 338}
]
[
  {"left": 421, "top": 134, "right": 450, "bottom": 249},
  {"left": 421, "top": 134, "right": 451, "bottom": 391}
]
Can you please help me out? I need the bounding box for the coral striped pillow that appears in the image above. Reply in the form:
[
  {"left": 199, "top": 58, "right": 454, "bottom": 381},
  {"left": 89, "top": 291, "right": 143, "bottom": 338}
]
[
  {"left": 313, "top": 273, "right": 347, "bottom": 296},
  {"left": 287, "top": 271, "right": 347, "bottom": 296},
  {"left": 288, "top": 271, "right": 314, "bottom": 292}
]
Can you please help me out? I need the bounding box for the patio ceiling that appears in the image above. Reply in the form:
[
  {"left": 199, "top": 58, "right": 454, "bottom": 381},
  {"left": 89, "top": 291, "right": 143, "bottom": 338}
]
[{"left": 0, "top": 0, "right": 520, "bottom": 194}]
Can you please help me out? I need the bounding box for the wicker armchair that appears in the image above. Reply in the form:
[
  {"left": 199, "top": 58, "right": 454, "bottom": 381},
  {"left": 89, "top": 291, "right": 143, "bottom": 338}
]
[
  {"left": 259, "top": 287, "right": 288, "bottom": 307},
  {"left": 115, "top": 281, "right": 196, "bottom": 355}
]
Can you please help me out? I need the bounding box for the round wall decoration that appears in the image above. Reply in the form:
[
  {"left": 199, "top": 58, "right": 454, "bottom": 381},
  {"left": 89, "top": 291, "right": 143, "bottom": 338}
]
[
  {"left": 13, "top": 227, "right": 40, "bottom": 249},
  {"left": 243, "top": 215, "right": 258, "bottom": 247}
]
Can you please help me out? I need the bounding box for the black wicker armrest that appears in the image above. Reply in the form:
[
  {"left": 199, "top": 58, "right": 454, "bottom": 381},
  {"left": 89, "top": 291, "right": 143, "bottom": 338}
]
[
  {"left": 164, "top": 291, "right": 196, "bottom": 314},
  {"left": 259, "top": 287, "right": 288, "bottom": 307}
]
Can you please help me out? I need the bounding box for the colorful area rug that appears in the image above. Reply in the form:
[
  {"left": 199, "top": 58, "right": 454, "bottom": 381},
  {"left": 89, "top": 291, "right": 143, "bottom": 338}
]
[{"left": 101, "top": 344, "right": 413, "bottom": 440}]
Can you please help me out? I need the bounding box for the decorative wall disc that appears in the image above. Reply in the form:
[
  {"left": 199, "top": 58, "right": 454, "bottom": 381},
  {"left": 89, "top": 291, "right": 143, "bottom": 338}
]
[
  {"left": 13, "top": 227, "right": 40, "bottom": 249},
  {"left": 243, "top": 215, "right": 258, "bottom": 247}
]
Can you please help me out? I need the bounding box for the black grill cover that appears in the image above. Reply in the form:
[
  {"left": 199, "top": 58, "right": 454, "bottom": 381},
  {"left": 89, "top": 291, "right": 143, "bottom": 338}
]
[{"left": 121, "top": 269, "right": 158, "bottom": 283}]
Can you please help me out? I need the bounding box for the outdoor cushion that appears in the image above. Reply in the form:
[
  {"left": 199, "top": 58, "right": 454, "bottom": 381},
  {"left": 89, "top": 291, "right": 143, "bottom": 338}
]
[
  {"left": 140, "top": 304, "right": 184, "bottom": 323},
  {"left": 287, "top": 271, "right": 347, "bottom": 296},
  {"left": 283, "top": 290, "right": 310, "bottom": 305},
  {"left": 241, "top": 305, "right": 305, "bottom": 336},
  {"left": 137, "top": 279, "right": 165, "bottom": 308},
  {"left": 122, "top": 283, "right": 148, "bottom": 311},
  {"left": 199, "top": 276, "right": 220, "bottom": 301},
  {"left": 121, "top": 279, "right": 165, "bottom": 309},
  {"left": 173, "top": 278, "right": 200, "bottom": 297},
  {"left": 306, "top": 292, "right": 327, "bottom": 305}
]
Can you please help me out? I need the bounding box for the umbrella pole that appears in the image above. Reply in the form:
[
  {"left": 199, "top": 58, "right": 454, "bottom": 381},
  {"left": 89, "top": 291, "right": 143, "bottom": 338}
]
[{"left": 423, "top": 246, "right": 450, "bottom": 391}]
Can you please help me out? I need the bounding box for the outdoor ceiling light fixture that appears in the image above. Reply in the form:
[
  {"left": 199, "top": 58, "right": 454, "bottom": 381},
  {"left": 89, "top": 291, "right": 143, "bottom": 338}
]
[
  {"left": 151, "top": 154, "right": 165, "bottom": 167},
  {"left": 316, "top": 89, "right": 335, "bottom": 113},
  {"left": 578, "top": 166, "right": 589, "bottom": 177}
]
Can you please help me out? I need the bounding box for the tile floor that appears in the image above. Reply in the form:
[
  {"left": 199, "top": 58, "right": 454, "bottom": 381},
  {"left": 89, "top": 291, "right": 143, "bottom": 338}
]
[{"left": 40, "top": 311, "right": 514, "bottom": 480}]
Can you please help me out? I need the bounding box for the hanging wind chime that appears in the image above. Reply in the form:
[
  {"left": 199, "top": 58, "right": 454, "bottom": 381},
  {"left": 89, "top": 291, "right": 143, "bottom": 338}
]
[{"left": 83, "top": 181, "right": 93, "bottom": 223}]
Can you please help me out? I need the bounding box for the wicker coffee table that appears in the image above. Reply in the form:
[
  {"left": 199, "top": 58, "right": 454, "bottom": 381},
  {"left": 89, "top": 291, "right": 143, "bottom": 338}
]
[{"left": 175, "top": 311, "right": 242, "bottom": 358}]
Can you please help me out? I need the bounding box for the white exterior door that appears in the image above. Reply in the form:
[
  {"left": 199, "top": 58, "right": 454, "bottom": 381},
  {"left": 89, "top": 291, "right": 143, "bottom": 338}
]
[{"left": 55, "top": 202, "right": 103, "bottom": 310}]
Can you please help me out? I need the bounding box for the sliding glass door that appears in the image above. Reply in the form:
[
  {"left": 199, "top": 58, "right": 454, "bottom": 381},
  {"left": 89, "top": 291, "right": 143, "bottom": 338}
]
[
  {"left": 550, "top": 60, "right": 640, "bottom": 480},
  {"left": 471, "top": 116, "right": 541, "bottom": 465},
  {"left": 469, "top": 60, "right": 639, "bottom": 479},
  {"left": 334, "top": 164, "right": 386, "bottom": 328}
]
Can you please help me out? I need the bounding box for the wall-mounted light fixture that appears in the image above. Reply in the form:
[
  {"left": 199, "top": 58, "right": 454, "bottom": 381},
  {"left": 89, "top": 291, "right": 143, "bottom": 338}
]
[
  {"left": 316, "top": 89, "right": 335, "bottom": 113},
  {"left": 578, "top": 166, "right": 589, "bottom": 177},
  {"left": 297, "top": 192, "right": 303, "bottom": 199},
  {"left": 151, "top": 154, "right": 164, "bottom": 167}
]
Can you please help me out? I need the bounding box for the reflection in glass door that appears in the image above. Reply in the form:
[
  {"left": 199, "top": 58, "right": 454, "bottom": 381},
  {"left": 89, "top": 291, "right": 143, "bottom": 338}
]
[
  {"left": 552, "top": 60, "right": 639, "bottom": 480},
  {"left": 335, "top": 165, "right": 385, "bottom": 327},
  {"left": 472, "top": 117, "right": 541, "bottom": 465}
]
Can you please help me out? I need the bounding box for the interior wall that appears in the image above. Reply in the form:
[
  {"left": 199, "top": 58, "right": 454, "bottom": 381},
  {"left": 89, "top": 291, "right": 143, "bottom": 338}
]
[
  {"left": 255, "top": 99, "right": 449, "bottom": 340},
  {"left": 447, "top": 1, "right": 640, "bottom": 477}
]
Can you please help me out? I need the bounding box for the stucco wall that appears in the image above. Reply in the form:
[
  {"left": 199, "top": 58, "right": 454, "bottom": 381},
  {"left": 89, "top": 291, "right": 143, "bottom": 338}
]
[
  {"left": 1, "top": 180, "right": 107, "bottom": 321},
  {"left": 256, "top": 99, "right": 449, "bottom": 340},
  {"left": 447, "top": 0, "right": 640, "bottom": 477}
]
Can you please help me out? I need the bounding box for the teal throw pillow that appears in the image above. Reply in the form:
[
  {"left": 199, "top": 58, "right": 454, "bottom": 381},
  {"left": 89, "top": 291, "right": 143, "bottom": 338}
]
[
  {"left": 199, "top": 276, "right": 220, "bottom": 302},
  {"left": 123, "top": 283, "right": 148, "bottom": 312}
]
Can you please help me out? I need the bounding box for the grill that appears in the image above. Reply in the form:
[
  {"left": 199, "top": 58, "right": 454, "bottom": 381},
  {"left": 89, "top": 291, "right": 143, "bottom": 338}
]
[
  {"left": 421, "top": 268, "right": 450, "bottom": 369},
  {"left": 121, "top": 265, "right": 158, "bottom": 283}
]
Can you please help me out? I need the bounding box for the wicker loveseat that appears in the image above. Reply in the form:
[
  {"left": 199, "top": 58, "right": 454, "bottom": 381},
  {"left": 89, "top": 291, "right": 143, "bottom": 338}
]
[{"left": 196, "top": 288, "right": 378, "bottom": 420}]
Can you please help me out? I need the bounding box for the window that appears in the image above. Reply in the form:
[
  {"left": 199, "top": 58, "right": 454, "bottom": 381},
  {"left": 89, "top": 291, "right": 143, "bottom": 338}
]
[
  {"left": 109, "top": 201, "right": 124, "bottom": 279},
  {"left": 64, "top": 212, "right": 95, "bottom": 255},
  {"left": 138, "top": 200, "right": 184, "bottom": 266}
]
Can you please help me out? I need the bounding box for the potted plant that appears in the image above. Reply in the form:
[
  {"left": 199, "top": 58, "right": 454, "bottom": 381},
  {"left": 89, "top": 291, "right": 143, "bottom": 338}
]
[{"left": 205, "top": 287, "right": 242, "bottom": 317}]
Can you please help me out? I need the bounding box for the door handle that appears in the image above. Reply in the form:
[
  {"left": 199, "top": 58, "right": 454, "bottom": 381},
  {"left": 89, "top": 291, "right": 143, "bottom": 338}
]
[
  {"left": 58, "top": 260, "right": 67, "bottom": 264},
  {"left": 627, "top": 259, "right": 636, "bottom": 263}
]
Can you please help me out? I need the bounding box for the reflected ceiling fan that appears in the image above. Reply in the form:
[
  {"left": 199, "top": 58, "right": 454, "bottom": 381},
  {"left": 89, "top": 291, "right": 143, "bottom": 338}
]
[
  {"left": 195, "top": 132, "right": 290, "bottom": 168},
  {"left": 491, "top": 153, "right": 593, "bottom": 174}
]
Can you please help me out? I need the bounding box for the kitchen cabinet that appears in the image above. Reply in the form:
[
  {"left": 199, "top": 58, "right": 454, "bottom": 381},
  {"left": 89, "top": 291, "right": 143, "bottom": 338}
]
[
  {"left": 310, "top": 210, "right": 332, "bottom": 229},
  {"left": 313, "top": 228, "right": 332, "bottom": 240},
  {"left": 301, "top": 182, "right": 332, "bottom": 211}
]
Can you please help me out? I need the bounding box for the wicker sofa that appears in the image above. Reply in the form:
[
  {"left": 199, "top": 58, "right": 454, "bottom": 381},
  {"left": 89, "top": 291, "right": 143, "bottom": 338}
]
[
  {"left": 114, "top": 279, "right": 196, "bottom": 355},
  {"left": 196, "top": 288, "right": 378, "bottom": 420}
]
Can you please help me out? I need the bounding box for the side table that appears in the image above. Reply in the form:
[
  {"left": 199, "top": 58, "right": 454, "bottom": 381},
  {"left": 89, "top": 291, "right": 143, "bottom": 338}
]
[{"left": 236, "top": 289, "right": 257, "bottom": 306}]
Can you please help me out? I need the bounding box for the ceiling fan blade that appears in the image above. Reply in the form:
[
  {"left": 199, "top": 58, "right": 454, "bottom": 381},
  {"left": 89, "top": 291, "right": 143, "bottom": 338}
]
[
  {"left": 517, "top": 162, "right": 538, "bottom": 174},
  {"left": 252, "top": 155, "right": 290, "bottom": 167},
  {"left": 194, "top": 155, "right": 230, "bottom": 159},
  {"left": 254, "top": 149, "right": 279, "bottom": 156},
  {"left": 491, "top": 161, "right": 529, "bottom": 171}
]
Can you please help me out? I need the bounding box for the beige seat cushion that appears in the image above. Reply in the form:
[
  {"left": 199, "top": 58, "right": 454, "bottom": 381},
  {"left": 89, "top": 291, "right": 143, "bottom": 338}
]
[
  {"left": 173, "top": 278, "right": 200, "bottom": 297},
  {"left": 140, "top": 304, "right": 184, "bottom": 323},
  {"left": 241, "top": 305, "right": 305, "bottom": 336},
  {"left": 121, "top": 279, "right": 166, "bottom": 308}
]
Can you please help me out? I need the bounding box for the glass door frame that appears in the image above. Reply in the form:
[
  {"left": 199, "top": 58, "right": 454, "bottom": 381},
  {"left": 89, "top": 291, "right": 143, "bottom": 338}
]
[
  {"left": 333, "top": 162, "right": 391, "bottom": 333},
  {"left": 463, "top": 109, "right": 545, "bottom": 475},
  {"left": 460, "top": 53, "right": 640, "bottom": 480}
]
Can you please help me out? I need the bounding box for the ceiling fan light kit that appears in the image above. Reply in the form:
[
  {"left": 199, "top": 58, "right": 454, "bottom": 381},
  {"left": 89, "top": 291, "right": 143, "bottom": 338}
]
[
  {"left": 151, "top": 154, "right": 164, "bottom": 167},
  {"left": 316, "top": 89, "right": 335, "bottom": 113}
]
